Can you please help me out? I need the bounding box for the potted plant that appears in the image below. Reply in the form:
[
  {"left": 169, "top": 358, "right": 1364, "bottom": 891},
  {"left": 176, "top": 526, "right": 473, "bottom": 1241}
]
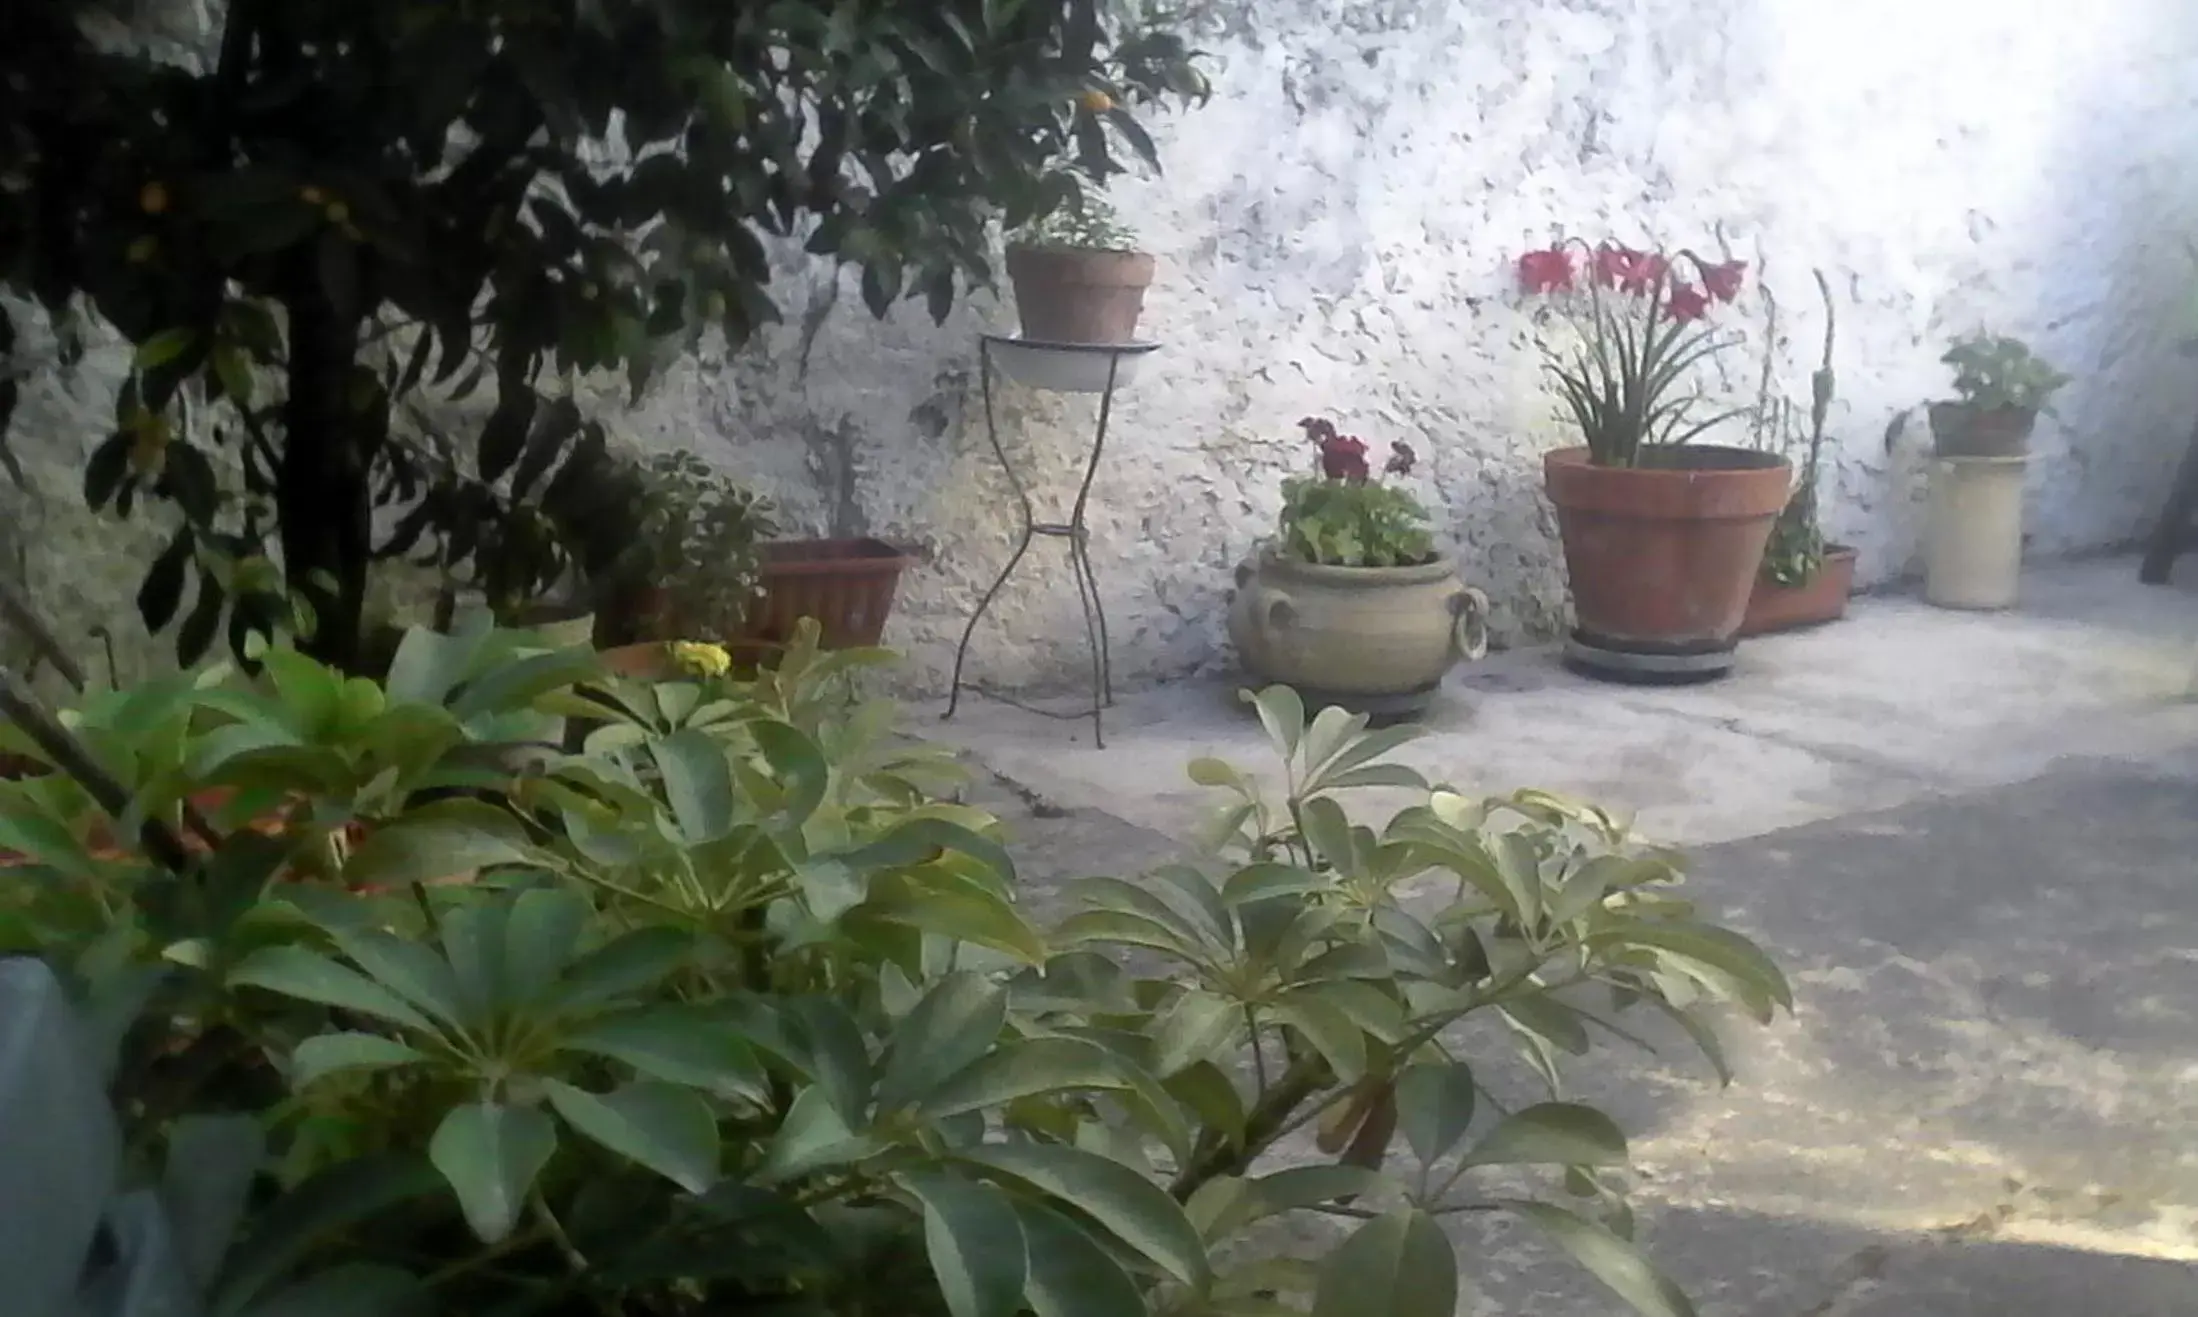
[
  {"left": 591, "top": 448, "right": 774, "bottom": 653},
  {"left": 591, "top": 451, "right": 912, "bottom": 672},
  {"left": 1517, "top": 239, "right": 1790, "bottom": 680},
  {"left": 1004, "top": 187, "right": 1155, "bottom": 345},
  {"left": 1227, "top": 417, "right": 1488, "bottom": 717},
  {"left": 1923, "top": 333, "right": 2069, "bottom": 609},
  {"left": 1742, "top": 271, "right": 1858, "bottom": 636}
]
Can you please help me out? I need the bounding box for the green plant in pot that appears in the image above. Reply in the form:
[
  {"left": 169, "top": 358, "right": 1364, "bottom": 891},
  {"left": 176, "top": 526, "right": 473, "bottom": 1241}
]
[
  {"left": 1006, "top": 183, "right": 1157, "bottom": 345},
  {"left": 595, "top": 448, "right": 775, "bottom": 649},
  {"left": 1742, "top": 271, "right": 1858, "bottom": 636},
  {"left": 1517, "top": 240, "right": 1790, "bottom": 679},
  {"left": 1227, "top": 418, "right": 1489, "bottom": 718},
  {"left": 1921, "top": 333, "right": 2069, "bottom": 610},
  {"left": 1928, "top": 334, "right": 2070, "bottom": 458}
]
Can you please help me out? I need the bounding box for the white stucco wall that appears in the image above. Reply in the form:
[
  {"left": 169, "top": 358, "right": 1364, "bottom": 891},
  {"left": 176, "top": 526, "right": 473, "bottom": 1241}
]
[
  {"left": 8, "top": 0, "right": 2198, "bottom": 692},
  {"left": 612, "top": 0, "right": 2198, "bottom": 695}
]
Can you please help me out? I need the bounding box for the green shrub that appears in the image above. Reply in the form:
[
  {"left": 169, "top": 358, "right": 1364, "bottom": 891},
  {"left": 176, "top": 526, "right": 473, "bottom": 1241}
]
[{"left": 0, "top": 636, "right": 1787, "bottom": 1316}]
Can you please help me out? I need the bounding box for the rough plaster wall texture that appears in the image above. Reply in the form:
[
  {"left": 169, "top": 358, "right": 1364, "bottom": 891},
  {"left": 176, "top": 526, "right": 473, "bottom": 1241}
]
[
  {"left": 618, "top": 0, "right": 2198, "bottom": 697},
  {"left": 0, "top": 312, "right": 174, "bottom": 692}
]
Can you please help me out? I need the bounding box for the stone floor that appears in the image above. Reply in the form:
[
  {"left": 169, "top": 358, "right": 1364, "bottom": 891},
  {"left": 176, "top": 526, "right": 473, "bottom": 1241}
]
[{"left": 935, "top": 556, "right": 2198, "bottom": 1314}]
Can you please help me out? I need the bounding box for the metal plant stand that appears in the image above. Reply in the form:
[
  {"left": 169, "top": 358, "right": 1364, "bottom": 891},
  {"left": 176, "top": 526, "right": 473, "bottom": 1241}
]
[{"left": 944, "top": 335, "right": 1159, "bottom": 748}]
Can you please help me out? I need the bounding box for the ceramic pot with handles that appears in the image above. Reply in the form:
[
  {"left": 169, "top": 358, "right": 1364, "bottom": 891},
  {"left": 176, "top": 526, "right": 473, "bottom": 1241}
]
[{"left": 1226, "top": 549, "right": 1489, "bottom": 719}]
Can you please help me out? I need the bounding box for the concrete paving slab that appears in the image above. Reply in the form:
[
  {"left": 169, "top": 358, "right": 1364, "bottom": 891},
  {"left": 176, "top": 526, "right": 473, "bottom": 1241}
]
[
  {"left": 930, "top": 557, "right": 2198, "bottom": 848},
  {"left": 966, "top": 738, "right": 2198, "bottom": 1315},
  {"left": 940, "top": 557, "right": 2198, "bottom": 1313}
]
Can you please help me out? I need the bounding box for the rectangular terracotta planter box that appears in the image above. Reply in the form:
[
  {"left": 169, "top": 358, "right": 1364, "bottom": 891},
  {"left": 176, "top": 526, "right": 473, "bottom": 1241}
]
[
  {"left": 1738, "top": 545, "right": 1857, "bottom": 638},
  {"left": 735, "top": 537, "right": 911, "bottom": 662}
]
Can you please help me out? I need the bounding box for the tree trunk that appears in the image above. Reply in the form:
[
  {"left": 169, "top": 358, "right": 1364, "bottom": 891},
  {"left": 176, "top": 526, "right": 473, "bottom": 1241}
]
[{"left": 279, "top": 279, "right": 369, "bottom": 671}]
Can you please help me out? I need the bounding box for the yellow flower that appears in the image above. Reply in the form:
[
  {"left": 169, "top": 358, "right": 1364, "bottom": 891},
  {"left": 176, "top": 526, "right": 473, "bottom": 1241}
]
[{"left": 670, "top": 641, "right": 731, "bottom": 679}]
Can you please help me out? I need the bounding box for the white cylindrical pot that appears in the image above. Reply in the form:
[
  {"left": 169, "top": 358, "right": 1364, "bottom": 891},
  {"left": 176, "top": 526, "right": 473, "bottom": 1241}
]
[{"left": 1925, "top": 455, "right": 2028, "bottom": 610}]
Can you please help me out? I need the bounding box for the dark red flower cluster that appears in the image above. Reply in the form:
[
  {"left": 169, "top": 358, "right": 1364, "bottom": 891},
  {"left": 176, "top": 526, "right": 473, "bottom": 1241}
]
[
  {"left": 1299, "top": 416, "right": 1370, "bottom": 482},
  {"left": 1515, "top": 241, "right": 1748, "bottom": 325}
]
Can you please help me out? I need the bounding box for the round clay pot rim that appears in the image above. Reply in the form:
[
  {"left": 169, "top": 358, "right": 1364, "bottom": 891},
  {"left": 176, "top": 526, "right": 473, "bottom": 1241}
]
[
  {"left": 1543, "top": 445, "right": 1792, "bottom": 519},
  {"left": 1542, "top": 444, "right": 1789, "bottom": 476},
  {"left": 1006, "top": 241, "right": 1151, "bottom": 259},
  {"left": 1255, "top": 547, "right": 1457, "bottom": 586}
]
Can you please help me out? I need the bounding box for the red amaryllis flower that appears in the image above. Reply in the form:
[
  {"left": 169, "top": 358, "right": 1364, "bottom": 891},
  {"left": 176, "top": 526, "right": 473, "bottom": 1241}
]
[
  {"left": 1590, "top": 244, "right": 1634, "bottom": 288},
  {"left": 1699, "top": 259, "right": 1746, "bottom": 303},
  {"left": 1516, "top": 248, "right": 1573, "bottom": 294},
  {"left": 1589, "top": 244, "right": 1670, "bottom": 295},
  {"left": 1619, "top": 252, "right": 1668, "bottom": 296},
  {"left": 1666, "top": 284, "right": 1710, "bottom": 323},
  {"left": 1319, "top": 434, "right": 1370, "bottom": 482},
  {"left": 1386, "top": 441, "right": 1417, "bottom": 476}
]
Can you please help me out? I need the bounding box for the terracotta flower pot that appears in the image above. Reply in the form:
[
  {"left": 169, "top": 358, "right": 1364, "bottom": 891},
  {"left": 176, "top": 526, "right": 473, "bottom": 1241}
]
[
  {"left": 1004, "top": 246, "right": 1156, "bottom": 345},
  {"left": 1929, "top": 402, "right": 2036, "bottom": 458},
  {"left": 1543, "top": 445, "right": 1791, "bottom": 680},
  {"left": 1227, "top": 550, "right": 1490, "bottom": 719},
  {"left": 1739, "top": 544, "right": 1858, "bottom": 637},
  {"left": 735, "top": 538, "right": 911, "bottom": 664}
]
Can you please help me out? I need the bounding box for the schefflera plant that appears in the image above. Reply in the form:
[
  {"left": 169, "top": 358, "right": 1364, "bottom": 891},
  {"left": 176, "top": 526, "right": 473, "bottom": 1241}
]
[
  {"left": 1030, "top": 687, "right": 1791, "bottom": 1317},
  {"left": 0, "top": 633, "right": 1784, "bottom": 1317}
]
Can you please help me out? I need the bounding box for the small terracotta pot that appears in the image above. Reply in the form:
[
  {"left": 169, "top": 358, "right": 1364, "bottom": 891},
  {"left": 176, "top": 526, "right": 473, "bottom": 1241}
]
[
  {"left": 1929, "top": 402, "right": 2036, "bottom": 458},
  {"left": 1004, "top": 246, "right": 1156, "bottom": 344},
  {"left": 1543, "top": 445, "right": 1792, "bottom": 656},
  {"left": 1739, "top": 545, "right": 1858, "bottom": 637}
]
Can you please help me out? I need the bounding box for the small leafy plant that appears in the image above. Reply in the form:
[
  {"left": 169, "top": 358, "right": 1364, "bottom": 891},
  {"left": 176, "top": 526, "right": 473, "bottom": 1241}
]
[
  {"left": 1939, "top": 334, "right": 2069, "bottom": 416},
  {"left": 1928, "top": 334, "right": 2069, "bottom": 458},
  {"left": 1275, "top": 417, "right": 1436, "bottom": 568},
  {"left": 603, "top": 448, "right": 776, "bottom": 643},
  {"left": 1517, "top": 240, "right": 1753, "bottom": 468},
  {"left": 1014, "top": 187, "right": 1140, "bottom": 253}
]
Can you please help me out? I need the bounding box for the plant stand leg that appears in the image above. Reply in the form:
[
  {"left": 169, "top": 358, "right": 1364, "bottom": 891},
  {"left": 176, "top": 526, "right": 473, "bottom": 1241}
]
[{"left": 943, "top": 340, "right": 1138, "bottom": 748}]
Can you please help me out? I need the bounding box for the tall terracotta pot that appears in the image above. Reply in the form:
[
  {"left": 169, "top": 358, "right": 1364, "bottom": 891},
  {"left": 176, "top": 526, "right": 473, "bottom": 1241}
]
[{"left": 1543, "top": 445, "right": 1791, "bottom": 680}]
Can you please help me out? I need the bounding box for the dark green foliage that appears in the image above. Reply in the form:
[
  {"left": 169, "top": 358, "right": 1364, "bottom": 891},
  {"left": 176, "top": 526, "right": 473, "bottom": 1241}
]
[{"left": 0, "top": 0, "right": 1208, "bottom": 668}]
